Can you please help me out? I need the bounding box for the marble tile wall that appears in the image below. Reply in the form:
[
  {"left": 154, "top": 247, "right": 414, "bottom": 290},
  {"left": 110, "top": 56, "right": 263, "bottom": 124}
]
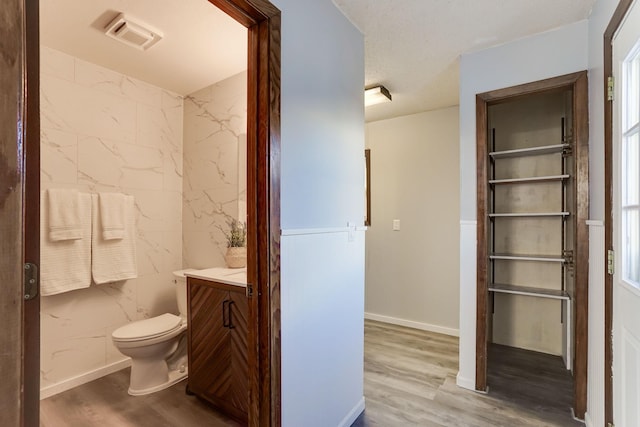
[
  {"left": 182, "top": 71, "right": 247, "bottom": 269},
  {"left": 39, "top": 46, "right": 184, "bottom": 390}
]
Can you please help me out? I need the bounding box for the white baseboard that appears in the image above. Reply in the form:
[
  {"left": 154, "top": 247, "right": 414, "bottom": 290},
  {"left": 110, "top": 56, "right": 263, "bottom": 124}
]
[
  {"left": 40, "top": 358, "right": 131, "bottom": 400},
  {"left": 456, "top": 372, "right": 476, "bottom": 391},
  {"left": 365, "top": 312, "right": 459, "bottom": 337},
  {"left": 583, "top": 412, "right": 593, "bottom": 427},
  {"left": 337, "top": 397, "right": 365, "bottom": 427}
]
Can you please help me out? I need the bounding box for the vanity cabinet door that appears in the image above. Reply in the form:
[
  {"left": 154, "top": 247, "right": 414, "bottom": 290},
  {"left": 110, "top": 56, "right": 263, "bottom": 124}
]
[
  {"left": 188, "top": 282, "right": 231, "bottom": 402},
  {"left": 227, "top": 288, "right": 249, "bottom": 416},
  {"left": 187, "top": 278, "right": 248, "bottom": 423}
]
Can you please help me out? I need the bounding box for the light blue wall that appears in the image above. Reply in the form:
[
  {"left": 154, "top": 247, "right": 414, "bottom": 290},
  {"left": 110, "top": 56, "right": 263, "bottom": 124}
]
[
  {"left": 271, "top": 0, "right": 366, "bottom": 425},
  {"left": 459, "top": 20, "right": 589, "bottom": 221},
  {"left": 276, "top": 0, "right": 365, "bottom": 230},
  {"left": 588, "top": 0, "right": 618, "bottom": 222}
]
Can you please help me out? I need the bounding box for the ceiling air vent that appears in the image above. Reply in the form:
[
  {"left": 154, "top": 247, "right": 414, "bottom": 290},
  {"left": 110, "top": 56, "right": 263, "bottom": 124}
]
[{"left": 104, "top": 13, "right": 162, "bottom": 51}]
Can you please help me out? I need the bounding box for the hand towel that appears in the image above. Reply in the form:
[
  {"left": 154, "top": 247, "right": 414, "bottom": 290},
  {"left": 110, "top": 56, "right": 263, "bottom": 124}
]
[
  {"left": 40, "top": 192, "right": 92, "bottom": 296},
  {"left": 99, "top": 192, "right": 126, "bottom": 240},
  {"left": 47, "top": 188, "right": 82, "bottom": 241},
  {"left": 91, "top": 194, "right": 138, "bottom": 284}
]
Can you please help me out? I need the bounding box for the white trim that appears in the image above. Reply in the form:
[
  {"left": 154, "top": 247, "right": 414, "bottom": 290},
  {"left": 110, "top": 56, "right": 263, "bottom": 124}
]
[
  {"left": 586, "top": 220, "right": 604, "bottom": 227},
  {"left": 337, "top": 397, "right": 365, "bottom": 427},
  {"left": 281, "top": 226, "right": 367, "bottom": 236},
  {"left": 456, "top": 372, "right": 475, "bottom": 390},
  {"left": 40, "top": 358, "right": 131, "bottom": 400},
  {"left": 365, "top": 312, "right": 459, "bottom": 337},
  {"left": 587, "top": 223, "right": 606, "bottom": 427},
  {"left": 584, "top": 412, "right": 593, "bottom": 427},
  {"left": 571, "top": 406, "right": 585, "bottom": 423},
  {"left": 621, "top": 279, "right": 640, "bottom": 298},
  {"left": 460, "top": 220, "right": 477, "bottom": 226}
]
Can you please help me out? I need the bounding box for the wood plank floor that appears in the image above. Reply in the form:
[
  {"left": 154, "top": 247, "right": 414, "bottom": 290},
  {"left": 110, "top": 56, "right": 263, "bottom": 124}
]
[
  {"left": 352, "top": 320, "right": 583, "bottom": 427},
  {"left": 40, "top": 370, "right": 241, "bottom": 427},
  {"left": 40, "top": 320, "right": 583, "bottom": 426}
]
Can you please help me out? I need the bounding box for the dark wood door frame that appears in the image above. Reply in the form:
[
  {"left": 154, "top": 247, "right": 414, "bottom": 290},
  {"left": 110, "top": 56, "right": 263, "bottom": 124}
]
[
  {"left": 19, "top": 0, "right": 282, "bottom": 425},
  {"left": 24, "top": 0, "right": 41, "bottom": 425},
  {"left": 604, "top": 1, "right": 635, "bottom": 425},
  {"left": 209, "top": 3, "right": 281, "bottom": 425},
  {"left": 0, "top": 1, "right": 40, "bottom": 425},
  {"left": 475, "top": 71, "right": 590, "bottom": 419}
]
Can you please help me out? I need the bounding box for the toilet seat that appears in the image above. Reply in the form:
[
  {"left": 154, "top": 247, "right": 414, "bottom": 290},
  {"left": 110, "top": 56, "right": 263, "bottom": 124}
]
[{"left": 112, "top": 313, "right": 183, "bottom": 342}]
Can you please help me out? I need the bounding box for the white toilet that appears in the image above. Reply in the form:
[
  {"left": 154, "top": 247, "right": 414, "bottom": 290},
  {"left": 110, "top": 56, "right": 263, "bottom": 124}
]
[{"left": 111, "top": 269, "right": 193, "bottom": 396}]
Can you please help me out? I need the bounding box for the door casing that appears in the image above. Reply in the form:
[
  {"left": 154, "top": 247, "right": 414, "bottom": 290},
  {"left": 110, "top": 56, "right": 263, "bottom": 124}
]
[{"left": 604, "top": 2, "right": 635, "bottom": 425}]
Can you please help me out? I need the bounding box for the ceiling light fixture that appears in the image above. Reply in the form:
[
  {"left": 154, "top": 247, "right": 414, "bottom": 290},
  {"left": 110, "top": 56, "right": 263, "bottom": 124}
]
[
  {"left": 104, "top": 13, "right": 162, "bottom": 51},
  {"left": 364, "top": 85, "right": 392, "bottom": 107}
]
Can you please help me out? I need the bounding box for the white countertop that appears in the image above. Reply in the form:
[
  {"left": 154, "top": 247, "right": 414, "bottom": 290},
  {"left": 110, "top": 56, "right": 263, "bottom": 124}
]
[{"left": 185, "top": 267, "right": 247, "bottom": 287}]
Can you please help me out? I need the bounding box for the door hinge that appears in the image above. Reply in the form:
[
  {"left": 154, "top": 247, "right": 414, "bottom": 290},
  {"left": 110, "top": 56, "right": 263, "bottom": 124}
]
[
  {"left": 607, "top": 76, "right": 614, "bottom": 101},
  {"left": 608, "top": 423, "right": 615, "bottom": 427},
  {"left": 246, "top": 283, "right": 253, "bottom": 298},
  {"left": 24, "top": 263, "right": 38, "bottom": 300},
  {"left": 607, "top": 249, "right": 615, "bottom": 275}
]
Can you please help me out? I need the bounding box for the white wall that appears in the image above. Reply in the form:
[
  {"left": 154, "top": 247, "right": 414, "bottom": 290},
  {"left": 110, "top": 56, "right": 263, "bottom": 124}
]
[
  {"left": 39, "top": 46, "right": 184, "bottom": 396},
  {"left": 182, "top": 71, "right": 247, "bottom": 269},
  {"left": 272, "top": 0, "right": 366, "bottom": 426},
  {"left": 364, "top": 107, "right": 460, "bottom": 335},
  {"left": 457, "top": 20, "right": 589, "bottom": 389},
  {"left": 586, "top": 221, "right": 606, "bottom": 427},
  {"left": 281, "top": 230, "right": 365, "bottom": 427}
]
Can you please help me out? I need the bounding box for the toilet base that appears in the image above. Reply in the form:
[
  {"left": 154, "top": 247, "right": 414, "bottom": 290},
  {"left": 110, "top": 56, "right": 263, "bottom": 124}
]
[{"left": 128, "top": 366, "right": 188, "bottom": 396}]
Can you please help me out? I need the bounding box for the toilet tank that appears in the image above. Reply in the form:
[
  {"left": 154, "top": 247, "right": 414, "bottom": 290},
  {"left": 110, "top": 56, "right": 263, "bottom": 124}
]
[{"left": 172, "top": 269, "right": 195, "bottom": 320}]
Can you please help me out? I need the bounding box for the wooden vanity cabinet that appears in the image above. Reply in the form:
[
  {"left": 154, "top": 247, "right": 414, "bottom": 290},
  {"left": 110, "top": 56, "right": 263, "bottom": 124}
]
[{"left": 187, "top": 277, "right": 248, "bottom": 423}]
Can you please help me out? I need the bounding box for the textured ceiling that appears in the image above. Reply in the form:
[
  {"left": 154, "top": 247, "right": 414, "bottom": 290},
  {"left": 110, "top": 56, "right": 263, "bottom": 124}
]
[
  {"left": 41, "top": 0, "right": 596, "bottom": 118},
  {"left": 333, "top": 0, "right": 597, "bottom": 122},
  {"left": 40, "top": 0, "right": 247, "bottom": 96}
]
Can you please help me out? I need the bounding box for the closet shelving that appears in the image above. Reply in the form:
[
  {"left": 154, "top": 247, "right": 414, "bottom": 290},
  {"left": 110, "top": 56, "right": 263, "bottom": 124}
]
[
  {"left": 488, "top": 174, "right": 570, "bottom": 185},
  {"left": 475, "top": 72, "right": 589, "bottom": 413},
  {"left": 488, "top": 283, "right": 570, "bottom": 300},
  {"left": 488, "top": 212, "right": 570, "bottom": 217},
  {"left": 488, "top": 143, "right": 569, "bottom": 159},
  {"left": 487, "top": 120, "right": 574, "bottom": 369}
]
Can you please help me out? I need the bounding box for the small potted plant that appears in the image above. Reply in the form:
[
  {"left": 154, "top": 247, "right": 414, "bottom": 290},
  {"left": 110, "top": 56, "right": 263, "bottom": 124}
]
[{"left": 224, "top": 219, "right": 247, "bottom": 268}]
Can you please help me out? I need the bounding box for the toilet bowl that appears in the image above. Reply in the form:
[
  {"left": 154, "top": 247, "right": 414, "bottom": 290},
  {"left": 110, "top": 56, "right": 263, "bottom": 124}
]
[{"left": 112, "top": 269, "right": 194, "bottom": 396}]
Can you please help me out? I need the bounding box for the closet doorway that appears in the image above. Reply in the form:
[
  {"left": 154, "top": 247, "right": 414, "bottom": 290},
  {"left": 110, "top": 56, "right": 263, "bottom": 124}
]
[{"left": 475, "top": 72, "right": 589, "bottom": 419}]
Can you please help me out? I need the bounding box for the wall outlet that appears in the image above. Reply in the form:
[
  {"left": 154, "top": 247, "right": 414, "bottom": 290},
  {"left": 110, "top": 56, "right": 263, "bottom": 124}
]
[{"left": 393, "top": 219, "right": 400, "bottom": 231}]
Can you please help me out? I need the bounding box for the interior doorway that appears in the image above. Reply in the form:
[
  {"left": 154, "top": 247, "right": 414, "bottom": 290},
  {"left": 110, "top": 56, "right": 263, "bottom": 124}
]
[
  {"left": 19, "top": 0, "right": 281, "bottom": 426},
  {"left": 475, "top": 72, "right": 590, "bottom": 419}
]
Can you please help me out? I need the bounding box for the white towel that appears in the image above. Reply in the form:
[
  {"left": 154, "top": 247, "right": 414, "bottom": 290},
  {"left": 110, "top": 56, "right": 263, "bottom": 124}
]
[
  {"left": 91, "top": 194, "right": 138, "bottom": 284},
  {"left": 40, "top": 192, "right": 92, "bottom": 296},
  {"left": 47, "top": 189, "right": 83, "bottom": 241},
  {"left": 99, "top": 192, "right": 126, "bottom": 240}
]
